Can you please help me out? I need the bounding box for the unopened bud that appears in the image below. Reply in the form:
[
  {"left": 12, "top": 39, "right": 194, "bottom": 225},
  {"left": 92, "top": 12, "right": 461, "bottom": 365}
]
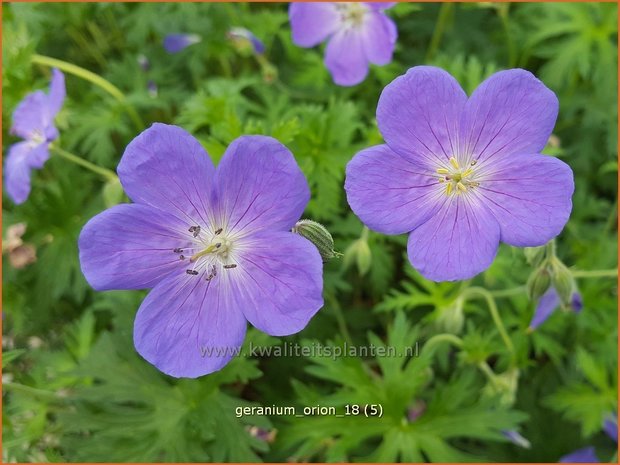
[
  {"left": 484, "top": 367, "right": 520, "bottom": 407},
  {"left": 526, "top": 266, "right": 552, "bottom": 301},
  {"left": 436, "top": 299, "right": 464, "bottom": 334},
  {"left": 343, "top": 238, "right": 372, "bottom": 276},
  {"left": 524, "top": 246, "right": 546, "bottom": 267},
  {"left": 102, "top": 176, "right": 124, "bottom": 208},
  {"left": 549, "top": 257, "right": 575, "bottom": 306},
  {"left": 292, "top": 219, "right": 341, "bottom": 262}
]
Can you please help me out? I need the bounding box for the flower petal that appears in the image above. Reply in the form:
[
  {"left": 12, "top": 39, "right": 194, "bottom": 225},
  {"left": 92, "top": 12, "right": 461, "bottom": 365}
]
[
  {"left": 345, "top": 144, "right": 442, "bottom": 234},
  {"left": 5, "top": 142, "right": 34, "bottom": 205},
  {"left": 377, "top": 66, "right": 467, "bottom": 168},
  {"left": 361, "top": 12, "right": 397, "bottom": 65},
  {"left": 47, "top": 68, "right": 66, "bottom": 117},
  {"left": 213, "top": 135, "right": 309, "bottom": 235},
  {"left": 78, "top": 203, "right": 190, "bottom": 291},
  {"left": 289, "top": 2, "right": 340, "bottom": 47},
  {"left": 529, "top": 287, "right": 560, "bottom": 330},
  {"left": 325, "top": 29, "right": 369, "bottom": 86},
  {"left": 459, "top": 69, "right": 559, "bottom": 163},
  {"left": 407, "top": 196, "right": 500, "bottom": 281},
  {"left": 365, "top": 2, "right": 397, "bottom": 10},
  {"left": 229, "top": 231, "right": 323, "bottom": 336},
  {"left": 134, "top": 272, "right": 247, "bottom": 378},
  {"left": 559, "top": 447, "right": 599, "bottom": 463},
  {"left": 477, "top": 153, "right": 574, "bottom": 247},
  {"left": 163, "top": 33, "right": 201, "bottom": 53},
  {"left": 11, "top": 91, "right": 48, "bottom": 139},
  {"left": 117, "top": 123, "right": 216, "bottom": 227}
]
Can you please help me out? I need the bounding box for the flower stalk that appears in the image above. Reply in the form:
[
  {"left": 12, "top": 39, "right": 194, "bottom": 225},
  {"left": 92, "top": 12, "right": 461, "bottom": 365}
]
[{"left": 50, "top": 145, "right": 117, "bottom": 182}]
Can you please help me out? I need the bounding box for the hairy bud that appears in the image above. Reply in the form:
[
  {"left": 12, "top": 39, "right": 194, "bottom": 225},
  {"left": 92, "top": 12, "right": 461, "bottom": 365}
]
[{"left": 292, "top": 219, "right": 341, "bottom": 262}]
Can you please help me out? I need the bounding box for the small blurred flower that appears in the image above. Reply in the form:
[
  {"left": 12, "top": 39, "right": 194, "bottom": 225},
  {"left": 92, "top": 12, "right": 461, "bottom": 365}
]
[
  {"left": 79, "top": 124, "right": 324, "bottom": 378},
  {"left": 137, "top": 54, "right": 150, "bottom": 71},
  {"left": 289, "top": 2, "right": 397, "bottom": 86},
  {"left": 163, "top": 33, "right": 202, "bottom": 53},
  {"left": 3, "top": 223, "right": 37, "bottom": 269},
  {"left": 147, "top": 80, "right": 158, "bottom": 98},
  {"left": 603, "top": 413, "right": 617, "bottom": 443},
  {"left": 502, "top": 430, "right": 531, "bottom": 449},
  {"left": 559, "top": 446, "right": 599, "bottom": 463},
  {"left": 247, "top": 426, "right": 277, "bottom": 443},
  {"left": 345, "top": 67, "right": 573, "bottom": 282},
  {"left": 528, "top": 286, "right": 582, "bottom": 331},
  {"left": 228, "top": 27, "right": 265, "bottom": 55},
  {"left": 5, "top": 68, "right": 65, "bottom": 204},
  {"left": 406, "top": 400, "right": 426, "bottom": 422}
]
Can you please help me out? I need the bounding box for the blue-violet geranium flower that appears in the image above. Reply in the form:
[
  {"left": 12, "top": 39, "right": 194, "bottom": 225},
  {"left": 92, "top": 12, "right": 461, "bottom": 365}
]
[
  {"left": 289, "top": 2, "right": 397, "bottom": 86},
  {"left": 345, "top": 66, "right": 574, "bottom": 282},
  {"left": 5, "top": 68, "right": 65, "bottom": 204},
  {"left": 78, "top": 124, "right": 324, "bottom": 378},
  {"left": 163, "top": 33, "right": 202, "bottom": 53},
  {"left": 529, "top": 286, "right": 582, "bottom": 330}
]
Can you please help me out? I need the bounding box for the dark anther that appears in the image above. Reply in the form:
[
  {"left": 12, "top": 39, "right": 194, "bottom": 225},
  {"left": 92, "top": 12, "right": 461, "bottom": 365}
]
[
  {"left": 205, "top": 265, "right": 217, "bottom": 281},
  {"left": 188, "top": 225, "right": 201, "bottom": 237},
  {"left": 214, "top": 242, "right": 222, "bottom": 249},
  {"left": 188, "top": 226, "right": 197, "bottom": 232},
  {"left": 173, "top": 247, "right": 183, "bottom": 253},
  {"left": 215, "top": 228, "right": 223, "bottom": 235},
  {"left": 186, "top": 269, "right": 199, "bottom": 275},
  {"left": 179, "top": 255, "right": 185, "bottom": 260},
  {"left": 470, "top": 160, "right": 477, "bottom": 166},
  {"left": 224, "top": 264, "right": 237, "bottom": 269}
]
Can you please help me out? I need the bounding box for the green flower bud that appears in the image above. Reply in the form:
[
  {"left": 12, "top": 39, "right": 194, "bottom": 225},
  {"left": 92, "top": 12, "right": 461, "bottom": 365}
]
[
  {"left": 526, "top": 265, "right": 552, "bottom": 301},
  {"left": 549, "top": 257, "right": 575, "bottom": 306},
  {"left": 102, "top": 176, "right": 124, "bottom": 208},
  {"left": 524, "top": 246, "right": 546, "bottom": 267},
  {"left": 436, "top": 298, "right": 465, "bottom": 334},
  {"left": 343, "top": 238, "right": 372, "bottom": 276},
  {"left": 483, "top": 367, "right": 520, "bottom": 407},
  {"left": 292, "top": 220, "right": 341, "bottom": 262}
]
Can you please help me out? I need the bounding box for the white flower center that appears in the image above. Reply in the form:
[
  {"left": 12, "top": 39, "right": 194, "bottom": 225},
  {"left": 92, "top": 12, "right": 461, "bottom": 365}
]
[
  {"left": 335, "top": 2, "right": 369, "bottom": 28},
  {"left": 436, "top": 157, "right": 480, "bottom": 196}
]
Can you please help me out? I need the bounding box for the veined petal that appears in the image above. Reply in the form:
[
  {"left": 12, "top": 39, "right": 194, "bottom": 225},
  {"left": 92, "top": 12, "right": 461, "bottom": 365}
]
[
  {"left": 289, "top": 2, "right": 340, "bottom": 47},
  {"left": 325, "top": 29, "right": 369, "bottom": 86},
  {"left": 11, "top": 91, "right": 48, "bottom": 139},
  {"left": 361, "top": 12, "right": 397, "bottom": 65},
  {"left": 377, "top": 66, "right": 467, "bottom": 168},
  {"left": 229, "top": 231, "right": 323, "bottom": 336},
  {"left": 213, "top": 135, "right": 309, "bottom": 236},
  {"left": 78, "top": 203, "right": 190, "bottom": 291},
  {"left": 459, "top": 69, "right": 559, "bottom": 163},
  {"left": 48, "top": 68, "right": 66, "bottom": 117},
  {"left": 407, "top": 195, "right": 500, "bottom": 281},
  {"left": 117, "top": 123, "right": 216, "bottom": 227},
  {"left": 134, "top": 272, "right": 247, "bottom": 378},
  {"left": 477, "top": 153, "right": 574, "bottom": 247},
  {"left": 345, "top": 144, "right": 442, "bottom": 234}
]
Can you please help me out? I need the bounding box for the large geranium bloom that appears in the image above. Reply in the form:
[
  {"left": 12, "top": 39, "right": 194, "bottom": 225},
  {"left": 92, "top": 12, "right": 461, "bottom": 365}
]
[
  {"left": 345, "top": 66, "right": 574, "bottom": 282},
  {"left": 79, "top": 124, "right": 324, "bottom": 377}
]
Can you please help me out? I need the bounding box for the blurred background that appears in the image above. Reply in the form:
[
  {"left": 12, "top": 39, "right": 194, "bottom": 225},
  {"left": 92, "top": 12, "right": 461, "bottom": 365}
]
[{"left": 2, "top": 2, "right": 618, "bottom": 462}]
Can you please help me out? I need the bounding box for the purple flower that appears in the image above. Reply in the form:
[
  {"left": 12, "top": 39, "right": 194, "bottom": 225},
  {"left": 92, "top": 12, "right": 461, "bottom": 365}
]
[
  {"left": 228, "top": 27, "right": 265, "bottom": 55},
  {"left": 603, "top": 413, "right": 617, "bottom": 443},
  {"left": 529, "top": 287, "right": 582, "bottom": 330},
  {"left": 345, "top": 66, "right": 574, "bottom": 282},
  {"left": 163, "top": 33, "right": 201, "bottom": 53},
  {"left": 289, "top": 2, "right": 397, "bottom": 86},
  {"left": 5, "top": 69, "right": 65, "bottom": 204},
  {"left": 502, "top": 430, "right": 531, "bottom": 449},
  {"left": 78, "top": 124, "right": 324, "bottom": 378},
  {"left": 559, "top": 446, "right": 599, "bottom": 463}
]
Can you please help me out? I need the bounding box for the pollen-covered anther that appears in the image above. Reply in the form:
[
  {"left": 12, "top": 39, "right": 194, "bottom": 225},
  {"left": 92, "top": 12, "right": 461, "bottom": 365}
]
[{"left": 436, "top": 157, "right": 480, "bottom": 195}]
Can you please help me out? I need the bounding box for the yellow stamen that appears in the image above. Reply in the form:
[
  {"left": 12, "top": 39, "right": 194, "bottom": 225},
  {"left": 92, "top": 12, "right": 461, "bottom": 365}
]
[
  {"left": 461, "top": 168, "right": 473, "bottom": 177},
  {"left": 190, "top": 243, "right": 219, "bottom": 262},
  {"left": 449, "top": 157, "right": 459, "bottom": 170},
  {"left": 457, "top": 182, "right": 467, "bottom": 192},
  {"left": 437, "top": 168, "right": 450, "bottom": 175},
  {"left": 446, "top": 183, "right": 453, "bottom": 195}
]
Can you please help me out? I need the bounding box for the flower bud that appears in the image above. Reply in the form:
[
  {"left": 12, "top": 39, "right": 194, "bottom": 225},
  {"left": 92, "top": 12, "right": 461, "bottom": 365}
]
[
  {"left": 526, "top": 265, "right": 552, "bottom": 301},
  {"left": 102, "top": 177, "right": 125, "bottom": 208},
  {"left": 436, "top": 299, "right": 465, "bottom": 334},
  {"left": 549, "top": 257, "right": 575, "bottom": 306},
  {"left": 292, "top": 219, "right": 341, "bottom": 262},
  {"left": 343, "top": 238, "right": 372, "bottom": 276},
  {"left": 484, "top": 367, "right": 519, "bottom": 407},
  {"left": 524, "top": 246, "right": 546, "bottom": 267}
]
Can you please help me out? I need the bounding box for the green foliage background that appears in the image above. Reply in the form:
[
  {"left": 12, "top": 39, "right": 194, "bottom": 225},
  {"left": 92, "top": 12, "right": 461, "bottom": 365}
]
[{"left": 2, "top": 2, "right": 618, "bottom": 462}]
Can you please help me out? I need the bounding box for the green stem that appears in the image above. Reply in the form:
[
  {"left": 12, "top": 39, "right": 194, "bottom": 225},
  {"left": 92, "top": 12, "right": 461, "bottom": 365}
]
[
  {"left": 571, "top": 269, "right": 618, "bottom": 279},
  {"left": 478, "top": 361, "right": 498, "bottom": 385},
  {"left": 3, "top": 381, "right": 60, "bottom": 400},
  {"left": 489, "top": 286, "right": 526, "bottom": 298},
  {"left": 497, "top": 4, "right": 517, "bottom": 67},
  {"left": 31, "top": 54, "right": 144, "bottom": 130},
  {"left": 462, "top": 287, "right": 516, "bottom": 359},
  {"left": 426, "top": 3, "right": 453, "bottom": 61},
  {"left": 50, "top": 145, "right": 117, "bottom": 181},
  {"left": 423, "top": 333, "right": 463, "bottom": 355},
  {"left": 328, "top": 294, "right": 354, "bottom": 346}
]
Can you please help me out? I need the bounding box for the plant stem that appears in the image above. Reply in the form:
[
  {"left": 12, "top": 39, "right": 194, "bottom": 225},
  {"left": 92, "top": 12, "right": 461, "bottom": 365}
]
[
  {"left": 497, "top": 4, "right": 517, "bottom": 67},
  {"left": 462, "top": 287, "right": 516, "bottom": 359},
  {"left": 426, "top": 3, "right": 453, "bottom": 61},
  {"left": 489, "top": 286, "right": 526, "bottom": 298},
  {"left": 3, "top": 382, "right": 60, "bottom": 400},
  {"left": 50, "top": 145, "right": 117, "bottom": 181},
  {"left": 571, "top": 269, "right": 618, "bottom": 279},
  {"left": 423, "top": 333, "right": 463, "bottom": 354},
  {"left": 328, "top": 294, "right": 354, "bottom": 346},
  {"left": 31, "top": 54, "right": 144, "bottom": 130}
]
